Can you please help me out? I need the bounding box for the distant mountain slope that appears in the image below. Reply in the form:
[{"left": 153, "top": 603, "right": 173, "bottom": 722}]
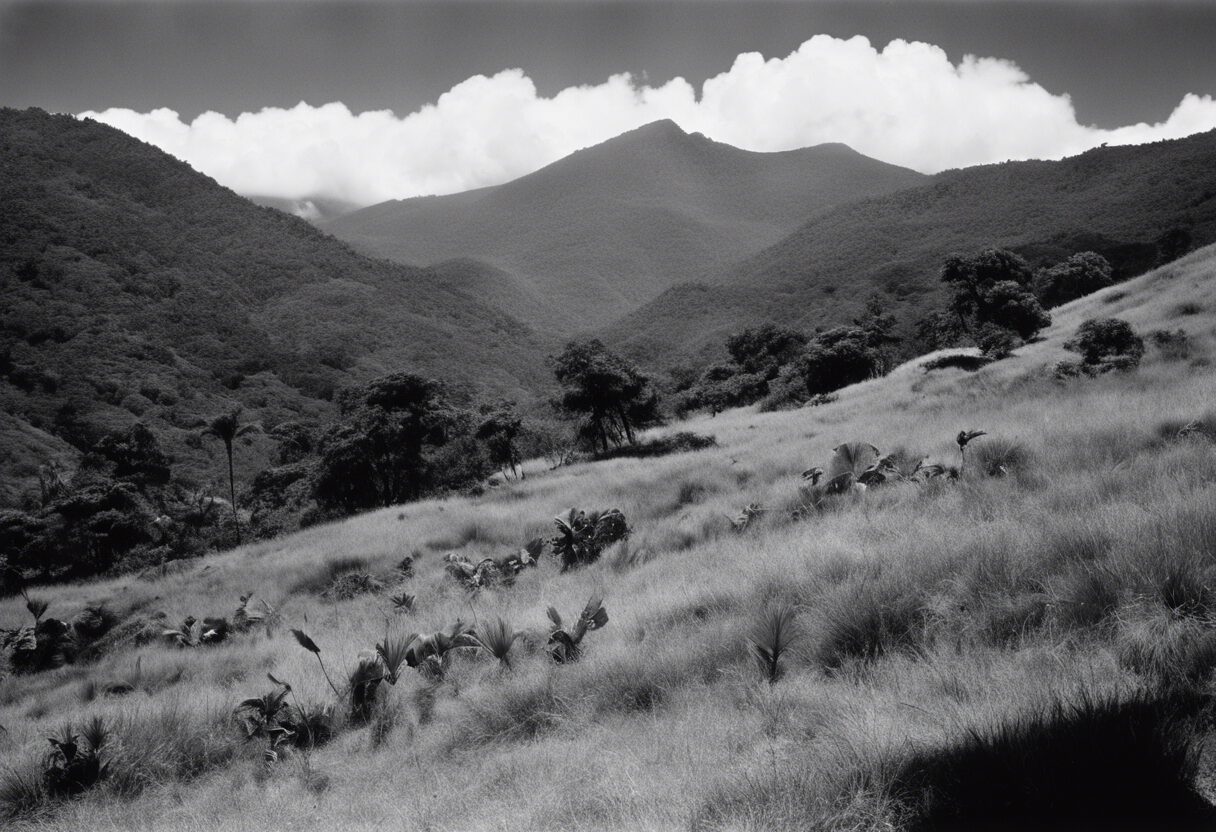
[
  {"left": 325, "top": 120, "right": 927, "bottom": 329},
  {"left": 609, "top": 130, "right": 1216, "bottom": 366},
  {"left": 0, "top": 108, "right": 556, "bottom": 502}
]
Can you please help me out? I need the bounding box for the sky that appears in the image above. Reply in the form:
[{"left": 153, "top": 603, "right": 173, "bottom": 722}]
[{"left": 3, "top": 0, "right": 1216, "bottom": 206}]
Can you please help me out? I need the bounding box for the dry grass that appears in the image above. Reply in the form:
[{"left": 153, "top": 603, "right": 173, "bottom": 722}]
[{"left": 4, "top": 246, "right": 1216, "bottom": 829}]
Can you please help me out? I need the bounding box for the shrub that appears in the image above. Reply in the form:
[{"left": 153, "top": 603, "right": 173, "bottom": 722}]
[
  {"left": 1118, "top": 614, "right": 1216, "bottom": 686},
  {"left": 923, "top": 353, "right": 992, "bottom": 373},
  {"left": 322, "top": 571, "right": 384, "bottom": 601},
  {"left": 1064, "top": 318, "right": 1145, "bottom": 374},
  {"left": 814, "top": 576, "right": 926, "bottom": 669},
  {"left": 550, "top": 508, "right": 629, "bottom": 570},
  {"left": 968, "top": 437, "right": 1032, "bottom": 478},
  {"left": 43, "top": 718, "right": 111, "bottom": 798},
  {"left": 593, "top": 431, "right": 716, "bottom": 460},
  {"left": 976, "top": 324, "right": 1020, "bottom": 360},
  {"left": 1152, "top": 328, "right": 1193, "bottom": 361}
]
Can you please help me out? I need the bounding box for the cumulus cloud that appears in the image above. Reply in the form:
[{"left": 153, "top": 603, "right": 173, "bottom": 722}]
[{"left": 81, "top": 35, "right": 1216, "bottom": 206}]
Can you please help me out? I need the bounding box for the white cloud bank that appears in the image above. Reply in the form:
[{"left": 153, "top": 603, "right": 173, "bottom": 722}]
[{"left": 81, "top": 35, "right": 1216, "bottom": 206}]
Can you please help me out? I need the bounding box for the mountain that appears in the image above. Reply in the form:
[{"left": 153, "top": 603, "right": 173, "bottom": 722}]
[
  {"left": 0, "top": 108, "right": 557, "bottom": 503},
  {"left": 324, "top": 120, "right": 928, "bottom": 330},
  {"left": 608, "top": 130, "right": 1216, "bottom": 366}
]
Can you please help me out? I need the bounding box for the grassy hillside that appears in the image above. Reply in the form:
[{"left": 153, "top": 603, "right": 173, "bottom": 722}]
[
  {"left": 611, "top": 129, "right": 1216, "bottom": 368},
  {"left": 4, "top": 244, "right": 1216, "bottom": 830},
  {"left": 0, "top": 108, "right": 558, "bottom": 504},
  {"left": 326, "top": 120, "right": 927, "bottom": 330}
]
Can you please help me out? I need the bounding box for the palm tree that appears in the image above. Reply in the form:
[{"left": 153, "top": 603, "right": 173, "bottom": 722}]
[{"left": 203, "top": 408, "right": 260, "bottom": 542}]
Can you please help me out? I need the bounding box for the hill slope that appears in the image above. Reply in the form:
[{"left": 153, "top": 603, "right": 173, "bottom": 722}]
[
  {"left": 4, "top": 245, "right": 1216, "bottom": 831},
  {"left": 0, "top": 108, "right": 557, "bottom": 503},
  {"left": 325, "top": 120, "right": 928, "bottom": 330},
  {"left": 610, "top": 130, "right": 1216, "bottom": 366}
]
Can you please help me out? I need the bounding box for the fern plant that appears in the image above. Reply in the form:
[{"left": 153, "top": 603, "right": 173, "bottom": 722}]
[{"left": 747, "top": 604, "right": 800, "bottom": 684}]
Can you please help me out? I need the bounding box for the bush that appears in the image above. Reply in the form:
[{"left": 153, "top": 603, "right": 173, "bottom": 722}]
[
  {"left": 922, "top": 353, "right": 992, "bottom": 373},
  {"left": 1064, "top": 318, "right": 1145, "bottom": 374},
  {"left": 976, "top": 324, "right": 1019, "bottom": 360},
  {"left": 1152, "top": 328, "right": 1193, "bottom": 362},
  {"left": 814, "top": 574, "right": 926, "bottom": 669},
  {"left": 968, "top": 437, "right": 1032, "bottom": 478},
  {"left": 594, "top": 431, "right": 716, "bottom": 460}
]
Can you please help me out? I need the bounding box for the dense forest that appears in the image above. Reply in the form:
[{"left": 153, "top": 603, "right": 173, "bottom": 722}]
[{"left": 0, "top": 108, "right": 558, "bottom": 503}]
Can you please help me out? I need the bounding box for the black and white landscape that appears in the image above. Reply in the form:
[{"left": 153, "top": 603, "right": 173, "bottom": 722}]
[{"left": 3, "top": 2, "right": 1216, "bottom": 830}]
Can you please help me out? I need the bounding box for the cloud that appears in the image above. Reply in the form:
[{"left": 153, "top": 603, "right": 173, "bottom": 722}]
[{"left": 81, "top": 35, "right": 1216, "bottom": 206}]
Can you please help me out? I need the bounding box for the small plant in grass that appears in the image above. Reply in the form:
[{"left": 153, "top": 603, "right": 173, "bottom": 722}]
[
  {"left": 968, "top": 436, "right": 1030, "bottom": 478},
  {"left": 43, "top": 717, "right": 111, "bottom": 797},
  {"left": 20, "top": 588, "right": 49, "bottom": 624},
  {"left": 547, "top": 596, "right": 609, "bottom": 663},
  {"left": 376, "top": 633, "right": 417, "bottom": 684},
  {"left": 405, "top": 622, "right": 478, "bottom": 680},
  {"left": 322, "top": 571, "right": 384, "bottom": 601},
  {"left": 470, "top": 617, "right": 519, "bottom": 669},
  {"left": 729, "top": 503, "right": 766, "bottom": 533},
  {"left": 747, "top": 604, "right": 800, "bottom": 684},
  {"left": 291, "top": 629, "right": 343, "bottom": 697},
  {"left": 389, "top": 592, "right": 416, "bottom": 614},
  {"left": 956, "top": 430, "right": 986, "bottom": 475},
  {"left": 1158, "top": 561, "right": 1211, "bottom": 619},
  {"left": 551, "top": 508, "right": 629, "bottom": 570},
  {"left": 348, "top": 656, "right": 385, "bottom": 724},
  {"left": 235, "top": 685, "right": 290, "bottom": 740},
  {"left": 0, "top": 766, "right": 45, "bottom": 820}
]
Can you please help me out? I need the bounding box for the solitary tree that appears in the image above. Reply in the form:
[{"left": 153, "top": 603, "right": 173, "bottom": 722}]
[
  {"left": 202, "top": 409, "right": 260, "bottom": 542},
  {"left": 476, "top": 401, "right": 525, "bottom": 480},
  {"left": 550, "top": 339, "right": 661, "bottom": 453}
]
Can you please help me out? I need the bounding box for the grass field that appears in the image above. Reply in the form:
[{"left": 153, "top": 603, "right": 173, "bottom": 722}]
[{"left": 4, "top": 246, "right": 1216, "bottom": 831}]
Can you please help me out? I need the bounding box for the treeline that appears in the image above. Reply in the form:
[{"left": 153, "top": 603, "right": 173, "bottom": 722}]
[
  {"left": 670, "top": 235, "right": 1192, "bottom": 416},
  {"left": 0, "top": 340, "right": 664, "bottom": 591},
  {"left": 1, "top": 235, "right": 1194, "bottom": 592}
]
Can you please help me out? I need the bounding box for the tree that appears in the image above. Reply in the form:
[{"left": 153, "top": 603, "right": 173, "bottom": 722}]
[
  {"left": 476, "top": 401, "right": 525, "bottom": 480},
  {"left": 92, "top": 422, "right": 171, "bottom": 489},
  {"left": 202, "top": 409, "right": 261, "bottom": 542},
  {"left": 1034, "top": 252, "right": 1113, "bottom": 308},
  {"left": 312, "top": 373, "right": 464, "bottom": 514},
  {"left": 550, "top": 340, "right": 661, "bottom": 453},
  {"left": 941, "top": 249, "right": 1050, "bottom": 341},
  {"left": 726, "top": 323, "right": 808, "bottom": 377},
  {"left": 795, "top": 327, "right": 882, "bottom": 396},
  {"left": 1156, "top": 227, "right": 1193, "bottom": 266},
  {"left": 977, "top": 281, "right": 1052, "bottom": 339}
]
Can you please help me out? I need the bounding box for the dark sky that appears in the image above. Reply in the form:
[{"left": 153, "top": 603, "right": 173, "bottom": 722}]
[{"left": 2, "top": 1, "right": 1215, "bottom": 128}]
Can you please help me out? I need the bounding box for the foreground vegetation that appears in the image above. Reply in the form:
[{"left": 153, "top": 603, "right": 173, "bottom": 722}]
[{"left": 3, "top": 246, "right": 1216, "bottom": 830}]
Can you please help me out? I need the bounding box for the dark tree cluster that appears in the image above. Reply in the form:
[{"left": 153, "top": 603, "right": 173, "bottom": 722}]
[{"left": 550, "top": 339, "right": 662, "bottom": 453}]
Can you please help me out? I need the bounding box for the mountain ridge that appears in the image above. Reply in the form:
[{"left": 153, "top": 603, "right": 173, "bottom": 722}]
[{"left": 325, "top": 119, "right": 929, "bottom": 329}]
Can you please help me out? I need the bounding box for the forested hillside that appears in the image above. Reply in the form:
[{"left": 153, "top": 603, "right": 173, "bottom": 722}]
[
  {"left": 0, "top": 108, "right": 556, "bottom": 504},
  {"left": 326, "top": 120, "right": 928, "bottom": 330},
  {"left": 610, "top": 129, "right": 1216, "bottom": 366}
]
